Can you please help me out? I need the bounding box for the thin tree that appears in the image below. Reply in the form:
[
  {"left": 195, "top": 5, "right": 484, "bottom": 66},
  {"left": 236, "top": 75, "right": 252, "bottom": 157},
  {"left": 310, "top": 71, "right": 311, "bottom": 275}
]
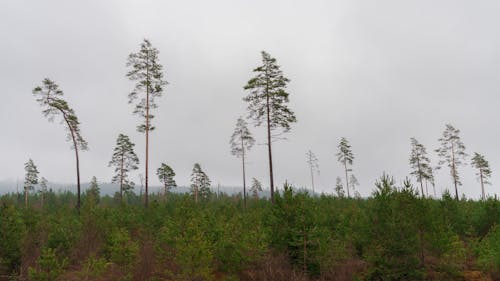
[
  {"left": 157, "top": 163, "right": 176, "bottom": 201},
  {"left": 33, "top": 79, "right": 88, "bottom": 210},
  {"left": 243, "top": 51, "right": 297, "bottom": 203},
  {"left": 435, "top": 124, "right": 467, "bottom": 200},
  {"left": 336, "top": 137, "right": 354, "bottom": 198},
  {"left": 471, "top": 152, "right": 492, "bottom": 200},
  {"left": 409, "top": 138, "right": 432, "bottom": 198},
  {"left": 249, "top": 178, "right": 263, "bottom": 199},
  {"left": 126, "top": 39, "right": 168, "bottom": 207},
  {"left": 230, "top": 117, "right": 255, "bottom": 207},
  {"left": 305, "top": 150, "right": 319, "bottom": 195},
  {"left": 350, "top": 174, "right": 360, "bottom": 196},
  {"left": 87, "top": 176, "right": 100, "bottom": 206},
  {"left": 109, "top": 134, "right": 139, "bottom": 203},
  {"left": 39, "top": 177, "right": 48, "bottom": 208},
  {"left": 24, "top": 159, "right": 39, "bottom": 208},
  {"left": 190, "top": 163, "right": 211, "bottom": 203}
]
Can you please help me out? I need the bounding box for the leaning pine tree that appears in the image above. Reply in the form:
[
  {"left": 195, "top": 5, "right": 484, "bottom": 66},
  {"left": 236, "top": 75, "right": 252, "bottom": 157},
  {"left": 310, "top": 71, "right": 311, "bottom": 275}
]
[
  {"left": 24, "top": 159, "right": 39, "bottom": 208},
  {"left": 230, "top": 117, "right": 255, "bottom": 207},
  {"left": 471, "top": 152, "right": 492, "bottom": 200},
  {"left": 33, "top": 79, "right": 88, "bottom": 210},
  {"left": 108, "top": 134, "right": 139, "bottom": 203},
  {"left": 336, "top": 137, "right": 354, "bottom": 198},
  {"left": 157, "top": 163, "right": 176, "bottom": 201},
  {"left": 409, "top": 138, "right": 432, "bottom": 198},
  {"left": 435, "top": 124, "right": 467, "bottom": 201},
  {"left": 126, "top": 39, "right": 168, "bottom": 207},
  {"left": 243, "top": 51, "right": 297, "bottom": 203}
]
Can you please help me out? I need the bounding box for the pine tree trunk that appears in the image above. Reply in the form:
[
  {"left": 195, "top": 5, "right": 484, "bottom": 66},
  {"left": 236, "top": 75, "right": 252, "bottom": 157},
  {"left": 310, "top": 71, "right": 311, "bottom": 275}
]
[
  {"left": 241, "top": 137, "right": 247, "bottom": 208},
  {"left": 64, "top": 114, "right": 81, "bottom": 212},
  {"left": 24, "top": 187, "right": 28, "bottom": 208},
  {"left": 120, "top": 153, "right": 124, "bottom": 203},
  {"left": 480, "top": 170, "right": 485, "bottom": 200},
  {"left": 310, "top": 162, "right": 315, "bottom": 195},
  {"left": 451, "top": 142, "right": 458, "bottom": 201},
  {"left": 145, "top": 55, "right": 150, "bottom": 208},
  {"left": 266, "top": 92, "right": 275, "bottom": 203},
  {"left": 344, "top": 161, "right": 350, "bottom": 198},
  {"left": 417, "top": 158, "right": 424, "bottom": 198}
]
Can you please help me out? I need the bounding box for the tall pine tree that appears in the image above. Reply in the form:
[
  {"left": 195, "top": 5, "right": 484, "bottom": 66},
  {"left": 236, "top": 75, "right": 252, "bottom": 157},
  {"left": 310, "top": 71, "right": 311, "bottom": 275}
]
[
  {"left": 243, "top": 51, "right": 296, "bottom": 203},
  {"left": 230, "top": 117, "right": 255, "bottom": 207},
  {"left": 190, "top": 163, "right": 211, "bottom": 203},
  {"left": 409, "top": 138, "right": 432, "bottom": 197},
  {"left": 336, "top": 137, "right": 354, "bottom": 198},
  {"left": 24, "top": 159, "right": 39, "bottom": 208},
  {"left": 108, "top": 134, "right": 139, "bottom": 203},
  {"left": 157, "top": 163, "right": 176, "bottom": 201},
  {"left": 126, "top": 39, "right": 168, "bottom": 207},
  {"left": 33, "top": 79, "right": 88, "bottom": 210},
  {"left": 435, "top": 124, "right": 467, "bottom": 200},
  {"left": 471, "top": 152, "right": 492, "bottom": 200}
]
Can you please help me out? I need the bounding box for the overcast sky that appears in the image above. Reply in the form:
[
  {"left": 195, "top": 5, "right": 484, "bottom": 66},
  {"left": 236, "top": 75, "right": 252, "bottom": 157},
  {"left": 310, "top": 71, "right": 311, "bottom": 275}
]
[{"left": 1, "top": 0, "right": 499, "bottom": 198}]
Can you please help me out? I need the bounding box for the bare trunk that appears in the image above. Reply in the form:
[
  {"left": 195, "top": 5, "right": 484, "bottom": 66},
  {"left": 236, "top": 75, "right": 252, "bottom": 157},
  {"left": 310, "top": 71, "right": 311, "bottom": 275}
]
[
  {"left": 417, "top": 157, "right": 424, "bottom": 198},
  {"left": 309, "top": 162, "right": 315, "bottom": 195},
  {"left": 344, "top": 161, "right": 350, "bottom": 198},
  {"left": 266, "top": 93, "right": 275, "bottom": 203},
  {"left": 145, "top": 55, "right": 150, "bottom": 208},
  {"left": 241, "top": 137, "right": 247, "bottom": 208},
  {"left": 120, "top": 153, "right": 124, "bottom": 203},
  {"left": 451, "top": 142, "right": 458, "bottom": 201},
  {"left": 480, "top": 169, "right": 485, "bottom": 200},
  {"left": 24, "top": 187, "right": 28, "bottom": 208},
  {"left": 63, "top": 114, "right": 81, "bottom": 212}
]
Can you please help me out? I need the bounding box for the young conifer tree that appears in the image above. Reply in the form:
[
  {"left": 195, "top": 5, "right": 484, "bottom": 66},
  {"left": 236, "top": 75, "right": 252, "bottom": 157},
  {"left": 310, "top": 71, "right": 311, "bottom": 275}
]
[
  {"left": 190, "top": 163, "right": 211, "bottom": 203},
  {"left": 335, "top": 177, "right": 345, "bottom": 198},
  {"left": 336, "top": 137, "right": 354, "bottom": 198},
  {"left": 249, "top": 178, "right": 263, "bottom": 199},
  {"left": 230, "top": 117, "right": 255, "bottom": 207},
  {"left": 157, "top": 163, "right": 176, "bottom": 200},
  {"left": 305, "top": 150, "right": 319, "bottom": 195},
  {"left": 109, "top": 134, "right": 139, "bottom": 203},
  {"left": 33, "top": 79, "right": 88, "bottom": 210},
  {"left": 126, "top": 39, "right": 168, "bottom": 207},
  {"left": 471, "top": 152, "right": 492, "bottom": 200},
  {"left": 24, "top": 159, "right": 39, "bottom": 208},
  {"left": 243, "top": 51, "right": 297, "bottom": 203},
  {"left": 435, "top": 124, "right": 467, "bottom": 200},
  {"left": 409, "top": 138, "right": 432, "bottom": 197}
]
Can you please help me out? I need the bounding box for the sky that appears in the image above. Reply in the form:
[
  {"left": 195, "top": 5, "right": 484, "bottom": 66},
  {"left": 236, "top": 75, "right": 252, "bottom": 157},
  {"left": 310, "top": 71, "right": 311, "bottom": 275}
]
[{"left": 1, "top": 0, "right": 499, "bottom": 198}]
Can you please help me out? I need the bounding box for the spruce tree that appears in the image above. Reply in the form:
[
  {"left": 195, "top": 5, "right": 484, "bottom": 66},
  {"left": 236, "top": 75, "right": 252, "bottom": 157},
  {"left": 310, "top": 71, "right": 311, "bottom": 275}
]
[
  {"left": 305, "top": 150, "right": 319, "bottom": 195},
  {"left": 435, "top": 124, "right": 467, "bottom": 200},
  {"left": 249, "top": 178, "right": 263, "bottom": 199},
  {"left": 190, "top": 163, "right": 211, "bottom": 203},
  {"left": 336, "top": 137, "right": 354, "bottom": 198},
  {"left": 33, "top": 79, "right": 88, "bottom": 210},
  {"left": 243, "top": 51, "right": 297, "bottom": 203},
  {"left": 126, "top": 39, "right": 168, "bottom": 207},
  {"left": 87, "top": 176, "right": 100, "bottom": 206},
  {"left": 108, "top": 134, "right": 139, "bottom": 203},
  {"left": 157, "top": 163, "right": 176, "bottom": 200},
  {"left": 471, "top": 152, "right": 492, "bottom": 200},
  {"left": 409, "top": 138, "right": 432, "bottom": 197},
  {"left": 24, "top": 159, "right": 39, "bottom": 208},
  {"left": 230, "top": 117, "right": 255, "bottom": 207}
]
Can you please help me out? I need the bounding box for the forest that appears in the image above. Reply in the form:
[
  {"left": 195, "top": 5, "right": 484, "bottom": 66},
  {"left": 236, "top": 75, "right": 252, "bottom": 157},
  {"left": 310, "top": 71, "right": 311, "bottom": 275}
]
[{"left": 1, "top": 37, "right": 498, "bottom": 281}]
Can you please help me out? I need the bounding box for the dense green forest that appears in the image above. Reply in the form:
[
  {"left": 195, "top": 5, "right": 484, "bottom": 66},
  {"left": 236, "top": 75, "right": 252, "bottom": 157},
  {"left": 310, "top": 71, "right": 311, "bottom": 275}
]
[{"left": 1, "top": 177, "right": 500, "bottom": 281}]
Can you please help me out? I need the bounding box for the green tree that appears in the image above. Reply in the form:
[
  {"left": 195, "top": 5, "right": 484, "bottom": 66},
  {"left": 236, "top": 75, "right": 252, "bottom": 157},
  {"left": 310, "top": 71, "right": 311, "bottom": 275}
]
[
  {"left": 86, "top": 176, "right": 100, "bottom": 206},
  {"left": 230, "top": 117, "right": 255, "bottom": 207},
  {"left": 108, "top": 134, "right": 139, "bottom": 203},
  {"left": 435, "top": 124, "right": 467, "bottom": 200},
  {"left": 190, "top": 163, "right": 211, "bottom": 203},
  {"left": 334, "top": 177, "right": 345, "bottom": 198},
  {"left": 336, "top": 137, "right": 354, "bottom": 198},
  {"left": 249, "top": 177, "right": 263, "bottom": 199},
  {"left": 409, "top": 138, "right": 432, "bottom": 197},
  {"left": 306, "top": 150, "right": 320, "bottom": 195},
  {"left": 157, "top": 163, "right": 176, "bottom": 200},
  {"left": 33, "top": 79, "right": 88, "bottom": 210},
  {"left": 243, "top": 51, "right": 297, "bottom": 203},
  {"left": 24, "top": 159, "right": 39, "bottom": 208},
  {"left": 471, "top": 152, "right": 492, "bottom": 200},
  {"left": 126, "top": 39, "right": 168, "bottom": 207},
  {"left": 28, "top": 248, "right": 67, "bottom": 281}
]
